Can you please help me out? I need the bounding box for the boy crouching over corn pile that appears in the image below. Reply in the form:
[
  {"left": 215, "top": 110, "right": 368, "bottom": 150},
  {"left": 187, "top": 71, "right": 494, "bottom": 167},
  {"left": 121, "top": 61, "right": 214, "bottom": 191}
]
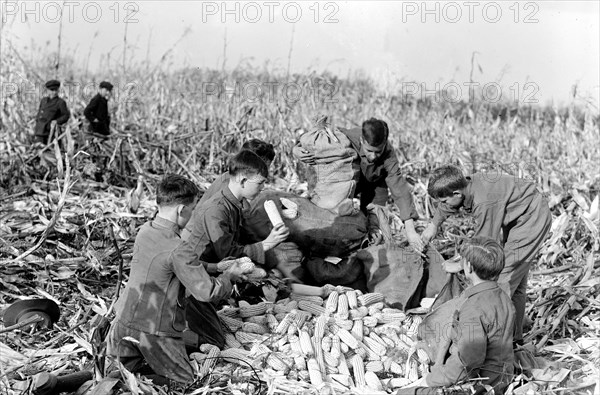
[
  {"left": 104, "top": 175, "right": 247, "bottom": 384},
  {"left": 399, "top": 237, "right": 515, "bottom": 394}
]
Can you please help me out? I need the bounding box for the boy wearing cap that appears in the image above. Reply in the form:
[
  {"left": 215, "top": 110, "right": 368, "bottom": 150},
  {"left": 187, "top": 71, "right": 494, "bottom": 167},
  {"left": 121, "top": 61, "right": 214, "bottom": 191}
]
[
  {"left": 105, "top": 174, "right": 246, "bottom": 383},
  {"left": 293, "top": 118, "right": 423, "bottom": 251},
  {"left": 34, "top": 80, "right": 70, "bottom": 144},
  {"left": 421, "top": 165, "right": 552, "bottom": 346},
  {"left": 84, "top": 81, "right": 113, "bottom": 136}
]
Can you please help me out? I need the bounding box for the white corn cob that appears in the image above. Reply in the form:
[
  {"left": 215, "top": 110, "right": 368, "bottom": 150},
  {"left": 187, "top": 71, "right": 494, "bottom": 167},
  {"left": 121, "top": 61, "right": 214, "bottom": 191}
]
[
  {"left": 247, "top": 267, "right": 268, "bottom": 280},
  {"left": 350, "top": 354, "right": 366, "bottom": 388},
  {"left": 293, "top": 310, "right": 311, "bottom": 329},
  {"left": 331, "top": 335, "right": 341, "bottom": 359},
  {"left": 219, "top": 315, "right": 244, "bottom": 331},
  {"left": 364, "top": 371, "right": 383, "bottom": 391},
  {"left": 336, "top": 294, "right": 349, "bottom": 319},
  {"left": 369, "top": 332, "right": 388, "bottom": 349},
  {"left": 241, "top": 322, "right": 268, "bottom": 335},
  {"left": 337, "top": 353, "right": 351, "bottom": 376},
  {"left": 224, "top": 332, "right": 243, "bottom": 349},
  {"left": 349, "top": 306, "right": 369, "bottom": 320},
  {"left": 217, "top": 307, "right": 239, "bottom": 317},
  {"left": 266, "top": 353, "right": 290, "bottom": 372},
  {"left": 312, "top": 335, "right": 326, "bottom": 375},
  {"left": 334, "top": 319, "right": 354, "bottom": 331},
  {"left": 290, "top": 294, "right": 324, "bottom": 304},
  {"left": 332, "top": 327, "right": 359, "bottom": 349},
  {"left": 323, "top": 351, "right": 339, "bottom": 368},
  {"left": 346, "top": 290, "right": 358, "bottom": 309},
  {"left": 369, "top": 301, "right": 385, "bottom": 311},
  {"left": 298, "top": 300, "right": 326, "bottom": 316},
  {"left": 351, "top": 320, "right": 364, "bottom": 341},
  {"left": 266, "top": 313, "right": 279, "bottom": 332},
  {"left": 321, "top": 335, "right": 332, "bottom": 353},
  {"left": 363, "top": 316, "right": 378, "bottom": 328},
  {"left": 239, "top": 302, "right": 271, "bottom": 318},
  {"left": 365, "top": 360, "right": 384, "bottom": 373},
  {"left": 325, "top": 291, "right": 339, "bottom": 313},
  {"left": 299, "top": 329, "right": 314, "bottom": 357},
  {"left": 264, "top": 200, "right": 284, "bottom": 227},
  {"left": 275, "top": 312, "right": 296, "bottom": 334},
  {"left": 340, "top": 341, "right": 349, "bottom": 354},
  {"left": 358, "top": 292, "right": 384, "bottom": 306},
  {"left": 363, "top": 336, "right": 387, "bottom": 357},
  {"left": 235, "top": 331, "right": 264, "bottom": 344},
  {"left": 307, "top": 358, "right": 323, "bottom": 386}
]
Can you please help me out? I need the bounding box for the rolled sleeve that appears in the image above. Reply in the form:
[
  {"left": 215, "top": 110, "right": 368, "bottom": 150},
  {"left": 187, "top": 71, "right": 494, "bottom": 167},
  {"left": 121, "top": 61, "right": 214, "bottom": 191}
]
[{"left": 383, "top": 153, "right": 418, "bottom": 221}]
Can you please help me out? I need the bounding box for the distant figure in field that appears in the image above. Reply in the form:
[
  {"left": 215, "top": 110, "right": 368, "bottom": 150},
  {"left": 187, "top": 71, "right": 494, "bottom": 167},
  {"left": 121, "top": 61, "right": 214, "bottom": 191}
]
[
  {"left": 34, "top": 80, "right": 70, "bottom": 144},
  {"left": 84, "top": 81, "right": 113, "bottom": 136}
]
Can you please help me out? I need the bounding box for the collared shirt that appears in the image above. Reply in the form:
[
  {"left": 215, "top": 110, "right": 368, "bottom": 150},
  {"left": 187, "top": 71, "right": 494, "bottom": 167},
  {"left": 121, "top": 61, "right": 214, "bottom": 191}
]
[
  {"left": 175, "top": 185, "right": 265, "bottom": 265},
  {"left": 339, "top": 127, "right": 418, "bottom": 221},
  {"left": 34, "top": 96, "right": 70, "bottom": 137},
  {"left": 197, "top": 173, "right": 230, "bottom": 207},
  {"left": 426, "top": 281, "right": 515, "bottom": 391},
  {"left": 432, "top": 173, "right": 546, "bottom": 240},
  {"left": 114, "top": 216, "right": 233, "bottom": 337}
]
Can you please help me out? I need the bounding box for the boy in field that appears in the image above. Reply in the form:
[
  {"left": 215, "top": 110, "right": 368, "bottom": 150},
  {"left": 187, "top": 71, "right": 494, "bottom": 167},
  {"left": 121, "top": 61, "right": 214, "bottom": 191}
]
[
  {"left": 421, "top": 165, "right": 552, "bottom": 345},
  {"left": 293, "top": 118, "right": 422, "bottom": 250},
  {"left": 105, "top": 175, "right": 246, "bottom": 383},
  {"left": 172, "top": 150, "right": 289, "bottom": 341},
  {"left": 401, "top": 237, "right": 515, "bottom": 394}
]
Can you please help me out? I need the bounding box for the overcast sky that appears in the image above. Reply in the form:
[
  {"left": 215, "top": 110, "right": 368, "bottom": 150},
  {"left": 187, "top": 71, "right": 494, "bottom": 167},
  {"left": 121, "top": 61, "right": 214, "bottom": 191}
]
[{"left": 3, "top": 1, "right": 599, "bottom": 107}]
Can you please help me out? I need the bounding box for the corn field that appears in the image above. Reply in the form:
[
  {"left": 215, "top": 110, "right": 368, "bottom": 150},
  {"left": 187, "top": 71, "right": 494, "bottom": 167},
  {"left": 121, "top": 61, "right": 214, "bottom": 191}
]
[{"left": 1, "top": 35, "right": 599, "bottom": 395}]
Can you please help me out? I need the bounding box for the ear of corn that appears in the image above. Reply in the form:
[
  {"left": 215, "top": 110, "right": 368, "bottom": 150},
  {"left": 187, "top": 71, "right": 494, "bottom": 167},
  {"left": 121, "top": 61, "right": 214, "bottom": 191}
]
[
  {"left": 266, "top": 313, "right": 279, "bottom": 331},
  {"left": 299, "top": 329, "right": 314, "bottom": 357},
  {"left": 358, "top": 292, "right": 384, "bottom": 306},
  {"left": 235, "top": 331, "right": 264, "bottom": 344},
  {"left": 365, "top": 360, "right": 384, "bottom": 373},
  {"left": 336, "top": 293, "right": 349, "bottom": 319},
  {"left": 266, "top": 353, "right": 290, "bottom": 372},
  {"left": 334, "top": 327, "right": 359, "bottom": 349},
  {"left": 219, "top": 315, "right": 244, "bottom": 331},
  {"left": 224, "top": 332, "right": 243, "bottom": 349},
  {"left": 307, "top": 358, "right": 323, "bottom": 386},
  {"left": 241, "top": 322, "right": 268, "bottom": 334},
  {"left": 325, "top": 290, "right": 339, "bottom": 313},
  {"left": 351, "top": 319, "right": 364, "bottom": 341},
  {"left": 275, "top": 312, "right": 296, "bottom": 334},
  {"left": 346, "top": 290, "right": 358, "bottom": 309},
  {"left": 350, "top": 354, "right": 366, "bottom": 387},
  {"left": 337, "top": 353, "right": 351, "bottom": 376},
  {"left": 298, "top": 300, "right": 326, "bottom": 316},
  {"left": 364, "top": 371, "right": 383, "bottom": 390},
  {"left": 239, "top": 302, "right": 271, "bottom": 318},
  {"left": 219, "top": 348, "right": 250, "bottom": 364},
  {"left": 291, "top": 294, "right": 324, "bottom": 304},
  {"left": 321, "top": 335, "right": 332, "bottom": 353}
]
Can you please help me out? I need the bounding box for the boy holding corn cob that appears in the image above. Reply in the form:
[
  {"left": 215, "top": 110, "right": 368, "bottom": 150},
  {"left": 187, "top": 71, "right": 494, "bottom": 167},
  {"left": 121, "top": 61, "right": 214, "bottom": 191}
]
[
  {"left": 105, "top": 175, "right": 247, "bottom": 383},
  {"left": 421, "top": 165, "right": 551, "bottom": 345},
  {"left": 401, "top": 237, "right": 515, "bottom": 394}
]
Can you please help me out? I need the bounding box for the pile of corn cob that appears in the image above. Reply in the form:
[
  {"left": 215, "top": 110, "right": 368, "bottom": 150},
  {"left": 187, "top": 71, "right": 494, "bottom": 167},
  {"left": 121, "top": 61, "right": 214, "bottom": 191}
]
[{"left": 191, "top": 287, "right": 431, "bottom": 393}]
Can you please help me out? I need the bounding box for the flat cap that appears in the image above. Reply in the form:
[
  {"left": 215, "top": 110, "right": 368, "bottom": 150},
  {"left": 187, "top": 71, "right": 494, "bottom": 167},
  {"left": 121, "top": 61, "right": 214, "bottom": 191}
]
[
  {"left": 99, "top": 81, "right": 113, "bottom": 91},
  {"left": 45, "top": 80, "right": 60, "bottom": 90}
]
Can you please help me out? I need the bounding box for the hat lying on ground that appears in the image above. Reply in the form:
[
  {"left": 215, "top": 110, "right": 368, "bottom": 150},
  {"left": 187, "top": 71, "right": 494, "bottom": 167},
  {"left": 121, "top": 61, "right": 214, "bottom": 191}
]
[
  {"left": 99, "top": 81, "right": 113, "bottom": 91},
  {"left": 3, "top": 298, "right": 60, "bottom": 329},
  {"left": 45, "top": 80, "right": 60, "bottom": 91}
]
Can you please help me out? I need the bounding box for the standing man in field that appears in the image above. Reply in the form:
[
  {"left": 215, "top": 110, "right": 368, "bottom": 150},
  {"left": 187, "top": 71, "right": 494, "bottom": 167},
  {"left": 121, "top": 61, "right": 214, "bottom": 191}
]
[
  {"left": 33, "top": 80, "right": 70, "bottom": 145},
  {"left": 293, "top": 117, "right": 423, "bottom": 251},
  {"left": 84, "top": 81, "right": 113, "bottom": 136}
]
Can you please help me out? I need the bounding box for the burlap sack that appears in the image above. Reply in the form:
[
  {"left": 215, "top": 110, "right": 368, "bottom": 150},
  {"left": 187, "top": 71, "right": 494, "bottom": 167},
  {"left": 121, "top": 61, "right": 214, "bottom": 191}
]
[
  {"left": 243, "top": 191, "right": 368, "bottom": 257},
  {"left": 299, "top": 116, "right": 359, "bottom": 212}
]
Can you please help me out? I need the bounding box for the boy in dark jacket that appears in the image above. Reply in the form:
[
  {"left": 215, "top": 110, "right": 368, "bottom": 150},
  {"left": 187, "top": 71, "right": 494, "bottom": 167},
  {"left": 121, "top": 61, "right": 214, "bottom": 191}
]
[
  {"left": 34, "top": 80, "right": 70, "bottom": 144},
  {"left": 105, "top": 175, "right": 246, "bottom": 383},
  {"left": 84, "top": 81, "right": 112, "bottom": 136},
  {"left": 401, "top": 237, "right": 515, "bottom": 394},
  {"left": 422, "top": 165, "right": 552, "bottom": 344}
]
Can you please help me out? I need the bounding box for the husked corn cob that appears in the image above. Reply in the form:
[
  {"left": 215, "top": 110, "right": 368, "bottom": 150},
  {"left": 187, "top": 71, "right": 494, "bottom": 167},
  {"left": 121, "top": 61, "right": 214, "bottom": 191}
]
[
  {"left": 275, "top": 312, "right": 287, "bottom": 321},
  {"left": 323, "top": 351, "right": 339, "bottom": 368},
  {"left": 369, "top": 332, "right": 387, "bottom": 348},
  {"left": 244, "top": 315, "right": 267, "bottom": 325},
  {"left": 298, "top": 300, "right": 326, "bottom": 316},
  {"left": 363, "top": 316, "right": 378, "bottom": 328},
  {"left": 388, "top": 377, "right": 412, "bottom": 388},
  {"left": 363, "top": 326, "right": 371, "bottom": 336},
  {"left": 291, "top": 294, "right": 324, "bottom": 304},
  {"left": 266, "top": 353, "right": 289, "bottom": 372},
  {"left": 389, "top": 360, "right": 404, "bottom": 375},
  {"left": 331, "top": 335, "right": 341, "bottom": 359},
  {"left": 346, "top": 290, "right": 358, "bottom": 309},
  {"left": 275, "top": 312, "right": 296, "bottom": 334},
  {"left": 370, "top": 301, "right": 385, "bottom": 311},
  {"left": 358, "top": 292, "right": 384, "bottom": 307},
  {"left": 350, "top": 354, "right": 366, "bottom": 387},
  {"left": 321, "top": 335, "right": 332, "bottom": 353},
  {"left": 249, "top": 343, "right": 271, "bottom": 357},
  {"left": 333, "top": 327, "right": 359, "bottom": 349},
  {"left": 349, "top": 306, "right": 369, "bottom": 320},
  {"left": 334, "top": 319, "right": 354, "bottom": 331},
  {"left": 287, "top": 324, "right": 297, "bottom": 337},
  {"left": 299, "top": 329, "right": 314, "bottom": 357},
  {"left": 325, "top": 291, "right": 339, "bottom": 313},
  {"left": 273, "top": 301, "right": 294, "bottom": 314},
  {"left": 220, "top": 348, "right": 250, "bottom": 364},
  {"left": 368, "top": 306, "right": 382, "bottom": 317},
  {"left": 219, "top": 315, "right": 244, "bottom": 331},
  {"left": 266, "top": 313, "right": 279, "bottom": 331},
  {"left": 340, "top": 341, "right": 349, "bottom": 354},
  {"left": 365, "top": 360, "right": 384, "bottom": 373},
  {"left": 380, "top": 312, "right": 407, "bottom": 324},
  {"left": 241, "top": 322, "right": 268, "bottom": 334},
  {"left": 235, "top": 331, "right": 263, "bottom": 344},
  {"left": 293, "top": 310, "right": 311, "bottom": 329},
  {"left": 337, "top": 353, "right": 351, "bottom": 376},
  {"left": 218, "top": 307, "right": 239, "bottom": 317},
  {"left": 336, "top": 294, "right": 349, "bottom": 319},
  {"left": 307, "top": 358, "right": 323, "bottom": 386},
  {"left": 355, "top": 346, "right": 368, "bottom": 359},
  {"left": 224, "top": 333, "right": 243, "bottom": 349},
  {"left": 289, "top": 335, "right": 303, "bottom": 354},
  {"left": 363, "top": 336, "right": 387, "bottom": 356},
  {"left": 364, "top": 371, "right": 383, "bottom": 390},
  {"left": 351, "top": 319, "right": 364, "bottom": 341}
]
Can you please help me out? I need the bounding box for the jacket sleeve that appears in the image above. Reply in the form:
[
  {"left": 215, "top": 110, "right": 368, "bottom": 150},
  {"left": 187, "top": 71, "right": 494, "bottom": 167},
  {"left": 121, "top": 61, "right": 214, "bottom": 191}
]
[
  {"left": 83, "top": 96, "right": 98, "bottom": 122},
  {"left": 383, "top": 151, "right": 418, "bottom": 221},
  {"left": 56, "top": 99, "right": 70, "bottom": 125},
  {"left": 170, "top": 250, "right": 233, "bottom": 302},
  {"left": 426, "top": 304, "right": 487, "bottom": 387},
  {"left": 204, "top": 210, "right": 265, "bottom": 264}
]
